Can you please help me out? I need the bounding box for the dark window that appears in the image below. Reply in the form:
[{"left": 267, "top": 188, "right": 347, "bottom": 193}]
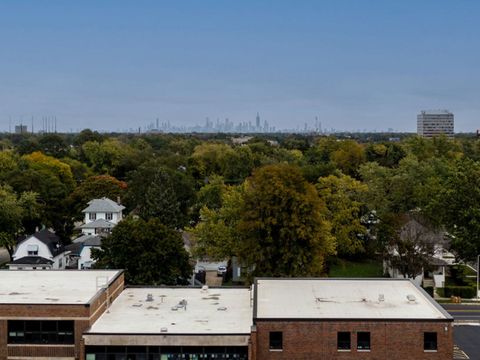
[
  {"left": 269, "top": 331, "right": 283, "bottom": 350},
  {"left": 424, "top": 332, "right": 437, "bottom": 351},
  {"left": 337, "top": 332, "right": 351, "bottom": 350},
  {"left": 8, "top": 320, "right": 74, "bottom": 344},
  {"left": 89, "top": 213, "right": 96, "bottom": 220},
  {"left": 357, "top": 332, "right": 371, "bottom": 350},
  {"left": 106, "top": 213, "right": 113, "bottom": 220}
]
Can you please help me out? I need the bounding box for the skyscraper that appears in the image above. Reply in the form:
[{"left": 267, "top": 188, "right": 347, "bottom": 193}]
[
  {"left": 417, "top": 110, "right": 454, "bottom": 138},
  {"left": 256, "top": 112, "right": 260, "bottom": 130}
]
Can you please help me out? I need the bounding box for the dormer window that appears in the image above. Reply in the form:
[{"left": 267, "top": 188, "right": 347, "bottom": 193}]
[
  {"left": 106, "top": 212, "right": 113, "bottom": 221},
  {"left": 89, "top": 213, "right": 96, "bottom": 221},
  {"left": 27, "top": 245, "right": 38, "bottom": 256}
]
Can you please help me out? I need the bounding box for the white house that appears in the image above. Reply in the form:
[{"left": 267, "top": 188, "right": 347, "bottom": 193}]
[
  {"left": 9, "top": 229, "right": 68, "bottom": 270},
  {"left": 80, "top": 197, "right": 124, "bottom": 235},
  {"left": 383, "top": 217, "right": 454, "bottom": 289},
  {"left": 64, "top": 234, "right": 103, "bottom": 269}
]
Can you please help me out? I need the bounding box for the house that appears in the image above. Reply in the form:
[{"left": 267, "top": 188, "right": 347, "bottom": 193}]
[
  {"left": 80, "top": 197, "right": 124, "bottom": 235},
  {"left": 383, "top": 216, "right": 455, "bottom": 289},
  {"left": 64, "top": 234, "right": 103, "bottom": 270},
  {"left": 8, "top": 229, "right": 68, "bottom": 270}
]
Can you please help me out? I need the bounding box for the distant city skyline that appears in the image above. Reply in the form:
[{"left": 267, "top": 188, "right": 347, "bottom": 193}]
[{"left": 1, "top": 1, "right": 480, "bottom": 132}]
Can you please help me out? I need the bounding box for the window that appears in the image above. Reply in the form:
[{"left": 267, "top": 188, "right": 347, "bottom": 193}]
[
  {"left": 89, "top": 213, "right": 96, "bottom": 220},
  {"left": 8, "top": 320, "right": 74, "bottom": 344},
  {"left": 424, "top": 332, "right": 437, "bottom": 351},
  {"left": 106, "top": 212, "right": 113, "bottom": 221},
  {"left": 357, "top": 332, "right": 370, "bottom": 351},
  {"left": 337, "top": 332, "right": 351, "bottom": 350},
  {"left": 27, "top": 244, "right": 39, "bottom": 256},
  {"left": 269, "top": 331, "right": 283, "bottom": 350}
]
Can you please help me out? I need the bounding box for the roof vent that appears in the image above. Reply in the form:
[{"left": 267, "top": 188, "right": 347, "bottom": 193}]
[
  {"left": 201, "top": 285, "right": 209, "bottom": 292},
  {"left": 217, "top": 306, "right": 227, "bottom": 311},
  {"left": 171, "top": 306, "right": 178, "bottom": 311},
  {"left": 146, "top": 294, "right": 154, "bottom": 302},
  {"left": 378, "top": 294, "right": 385, "bottom": 302},
  {"left": 407, "top": 294, "right": 416, "bottom": 303},
  {"left": 177, "top": 299, "right": 187, "bottom": 310},
  {"left": 160, "top": 327, "right": 168, "bottom": 333}
]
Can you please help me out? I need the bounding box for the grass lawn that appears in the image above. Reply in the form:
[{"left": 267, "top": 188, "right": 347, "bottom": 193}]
[{"left": 329, "top": 258, "right": 384, "bottom": 278}]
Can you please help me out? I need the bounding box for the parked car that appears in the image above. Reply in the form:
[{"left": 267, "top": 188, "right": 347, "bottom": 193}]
[{"left": 217, "top": 265, "right": 227, "bottom": 277}]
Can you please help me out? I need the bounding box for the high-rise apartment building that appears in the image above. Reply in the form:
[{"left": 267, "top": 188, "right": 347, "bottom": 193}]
[{"left": 417, "top": 110, "right": 454, "bottom": 138}]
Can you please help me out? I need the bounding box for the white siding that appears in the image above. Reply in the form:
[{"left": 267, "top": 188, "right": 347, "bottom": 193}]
[{"left": 13, "top": 237, "right": 53, "bottom": 261}]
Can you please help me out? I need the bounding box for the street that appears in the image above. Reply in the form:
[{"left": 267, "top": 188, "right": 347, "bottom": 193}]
[
  {"left": 442, "top": 304, "right": 480, "bottom": 322},
  {"left": 442, "top": 304, "right": 480, "bottom": 359},
  {"left": 454, "top": 325, "right": 480, "bottom": 360}
]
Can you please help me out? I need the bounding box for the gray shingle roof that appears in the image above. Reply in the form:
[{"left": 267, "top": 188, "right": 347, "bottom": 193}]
[
  {"left": 82, "top": 197, "right": 125, "bottom": 213},
  {"left": 16, "top": 229, "right": 63, "bottom": 257},
  {"left": 80, "top": 219, "right": 116, "bottom": 229}
]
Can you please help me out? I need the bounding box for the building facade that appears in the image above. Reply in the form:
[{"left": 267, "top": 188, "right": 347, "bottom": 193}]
[
  {"left": 0, "top": 270, "right": 124, "bottom": 360},
  {"left": 0, "top": 275, "right": 453, "bottom": 360},
  {"left": 417, "top": 110, "right": 454, "bottom": 138},
  {"left": 81, "top": 198, "right": 124, "bottom": 236}
]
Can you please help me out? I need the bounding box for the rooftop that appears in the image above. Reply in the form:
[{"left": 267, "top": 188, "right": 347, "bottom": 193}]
[
  {"left": 80, "top": 219, "right": 115, "bottom": 229},
  {"left": 87, "top": 287, "right": 253, "bottom": 334},
  {"left": 419, "top": 110, "right": 453, "bottom": 116},
  {"left": 82, "top": 197, "right": 125, "bottom": 213},
  {"left": 0, "top": 270, "right": 122, "bottom": 304},
  {"left": 254, "top": 278, "right": 452, "bottom": 320}
]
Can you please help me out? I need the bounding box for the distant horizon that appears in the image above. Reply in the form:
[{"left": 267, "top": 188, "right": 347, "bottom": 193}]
[{"left": 1, "top": 1, "right": 479, "bottom": 132}]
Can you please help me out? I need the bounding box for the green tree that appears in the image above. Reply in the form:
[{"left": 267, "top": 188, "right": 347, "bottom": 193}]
[
  {"left": 92, "top": 217, "right": 192, "bottom": 285},
  {"left": 0, "top": 186, "right": 42, "bottom": 258},
  {"left": 238, "top": 164, "right": 334, "bottom": 279},
  {"left": 316, "top": 174, "right": 368, "bottom": 256},
  {"left": 437, "top": 159, "right": 480, "bottom": 260},
  {"left": 68, "top": 175, "right": 127, "bottom": 219},
  {"left": 38, "top": 134, "right": 68, "bottom": 158},
  {"left": 190, "top": 183, "right": 244, "bottom": 260},
  {"left": 125, "top": 162, "right": 195, "bottom": 228}
]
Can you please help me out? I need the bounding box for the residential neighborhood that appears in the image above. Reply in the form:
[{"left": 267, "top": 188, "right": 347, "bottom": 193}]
[{"left": 2, "top": 1, "right": 480, "bottom": 359}]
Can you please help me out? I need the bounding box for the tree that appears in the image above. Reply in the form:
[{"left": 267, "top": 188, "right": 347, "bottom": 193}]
[
  {"left": 125, "top": 162, "right": 195, "bottom": 228},
  {"left": 316, "top": 174, "right": 368, "bottom": 257},
  {"left": 92, "top": 217, "right": 192, "bottom": 285},
  {"left": 68, "top": 175, "right": 127, "bottom": 219},
  {"left": 437, "top": 159, "right": 480, "bottom": 261},
  {"left": 0, "top": 186, "right": 42, "bottom": 258},
  {"left": 331, "top": 140, "right": 366, "bottom": 177},
  {"left": 38, "top": 134, "right": 69, "bottom": 158},
  {"left": 190, "top": 183, "right": 244, "bottom": 260},
  {"left": 238, "top": 164, "right": 335, "bottom": 279},
  {"left": 385, "top": 215, "right": 436, "bottom": 279}
]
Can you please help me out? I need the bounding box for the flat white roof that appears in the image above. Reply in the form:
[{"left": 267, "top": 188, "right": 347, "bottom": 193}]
[
  {"left": 0, "top": 270, "right": 121, "bottom": 304},
  {"left": 255, "top": 279, "right": 451, "bottom": 320},
  {"left": 88, "top": 287, "right": 253, "bottom": 334}
]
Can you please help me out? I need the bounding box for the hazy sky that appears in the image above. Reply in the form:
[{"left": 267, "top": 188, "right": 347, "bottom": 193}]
[{"left": 1, "top": 1, "right": 479, "bottom": 132}]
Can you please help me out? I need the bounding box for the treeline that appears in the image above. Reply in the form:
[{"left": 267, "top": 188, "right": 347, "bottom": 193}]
[{"left": 1, "top": 130, "right": 480, "bottom": 282}]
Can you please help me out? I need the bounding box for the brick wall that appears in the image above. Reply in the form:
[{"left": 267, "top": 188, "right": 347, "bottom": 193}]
[
  {"left": 0, "top": 272, "right": 125, "bottom": 360},
  {"left": 253, "top": 320, "right": 453, "bottom": 360}
]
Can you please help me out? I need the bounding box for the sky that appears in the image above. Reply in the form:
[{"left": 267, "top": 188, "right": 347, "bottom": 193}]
[{"left": 1, "top": 0, "right": 479, "bottom": 133}]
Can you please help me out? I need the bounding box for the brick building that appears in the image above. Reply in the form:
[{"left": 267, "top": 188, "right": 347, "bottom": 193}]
[
  {"left": 0, "top": 273, "right": 452, "bottom": 360},
  {"left": 251, "top": 278, "right": 453, "bottom": 360},
  {"left": 0, "top": 270, "right": 124, "bottom": 360}
]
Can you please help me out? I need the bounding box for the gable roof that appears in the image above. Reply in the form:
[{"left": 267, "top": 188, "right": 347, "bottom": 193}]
[
  {"left": 16, "top": 229, "right": 63, "bottom": 257},
  {"left": 82, "top": 197, "right": 125, "bottom": 213}
]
